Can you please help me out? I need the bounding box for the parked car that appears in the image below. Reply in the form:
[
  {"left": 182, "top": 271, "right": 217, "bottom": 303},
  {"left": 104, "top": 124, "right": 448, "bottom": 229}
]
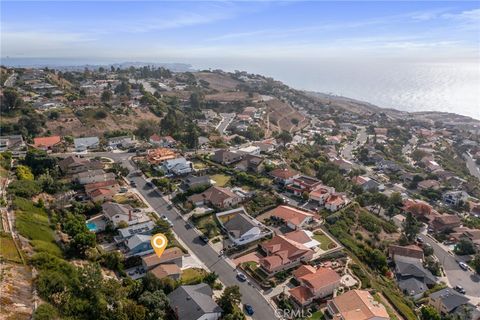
[
  {"left": 454, "top": 285, "right": 466, "bottom": 294},
  {"left": 199, "top": 234, "right": 209, "bottom": 244},
  {"left": 459, "top": 261, "right": 469, "bottom": 271},
  {"left": 244, "top": 304, "right": 254, "bottom": 316},
  {"left": 185, "top": 222, "right": 193, "bottom": 229},
  {"left": 236, "top": 273, "right": 247, "bottom": 282},
  {"left": 146, "top": 181, "right": 154, "bottom": 187},
  {"left": 416, "top": 236, "right": 424, "bottom": 244}
]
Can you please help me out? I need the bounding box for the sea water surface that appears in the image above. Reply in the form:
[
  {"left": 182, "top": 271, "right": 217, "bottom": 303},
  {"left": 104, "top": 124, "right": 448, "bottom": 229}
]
[{"left": 192, "top": 58, "right": 480, "bottom": 120}]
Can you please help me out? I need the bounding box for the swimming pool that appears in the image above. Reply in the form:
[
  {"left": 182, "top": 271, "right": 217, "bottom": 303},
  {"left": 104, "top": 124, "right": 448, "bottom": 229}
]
[{"left": 86, "top": 222, "right": 98, "bottom": 232}]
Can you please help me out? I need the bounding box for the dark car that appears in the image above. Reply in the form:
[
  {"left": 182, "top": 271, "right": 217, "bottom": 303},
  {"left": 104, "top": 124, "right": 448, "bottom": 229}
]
[
  {"left": 199, "top": 234, "right": 209, "bottom": 244},
  {"left": 129, "top": 180, "right": 136, "bottom": 187},
  {"left": 185, "top": 222, "right": 193, "bottom": 229},
  {"left": 244, "top": 304, "right": 254, "bottom": 316},
  {"left": 146, "top": 181, "right": 154, "bottom": 187},
  {"left": 236, "top": 273, "right": 247, "bottom": 282},
  {"left": 454, "top": 285, "right": 466, "bottom": 294}
]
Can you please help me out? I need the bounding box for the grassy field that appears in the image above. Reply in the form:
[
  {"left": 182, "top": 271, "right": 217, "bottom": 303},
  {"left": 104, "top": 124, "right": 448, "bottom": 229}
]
[
  {"left": 113, "top": 193, "right": 148, "bottom": 208},
  {"left": 181, "top": 267, "right": 207, "bottom": 284},
  {"left": 210, "top": 174, "right": 230, "bottom": 187},
  {"left": 0, "top": 232, "right": 23, "bottom": 263},
  {"left": 312, "top": 230, "right": 336, "bottom": 251},
  {"left": 14, "top": 198, "right": 62, "bottom": 257},
  {"left": 194, "top": 214, "right": 220, "bottom": 238}
]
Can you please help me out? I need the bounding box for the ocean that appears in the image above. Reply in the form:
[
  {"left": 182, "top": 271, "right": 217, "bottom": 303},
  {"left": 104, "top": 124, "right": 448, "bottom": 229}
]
[
  {"left": 3, "top": 57, "right": 479, "bottom": 120},
  {"left": 191, "top": 58, "right": 480, "bottom": 120}
]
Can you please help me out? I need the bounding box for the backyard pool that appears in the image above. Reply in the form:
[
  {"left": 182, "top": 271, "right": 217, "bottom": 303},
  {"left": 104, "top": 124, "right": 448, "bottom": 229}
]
[{"left": 86, "top": 222, "right": 98, "bottom": 232}]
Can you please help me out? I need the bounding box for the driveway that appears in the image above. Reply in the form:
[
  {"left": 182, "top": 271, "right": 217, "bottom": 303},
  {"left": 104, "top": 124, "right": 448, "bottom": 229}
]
[
  {"left": 120, "top": 156, "right": 278, "bottom": 320},
  {"left": 418, "top": 234, "right": 480, "bottom": 303}
]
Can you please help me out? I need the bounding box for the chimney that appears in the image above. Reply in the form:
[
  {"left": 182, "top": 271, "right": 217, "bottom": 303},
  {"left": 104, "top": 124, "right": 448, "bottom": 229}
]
[{"left": 128, "top": 210, "right": 132, "bottom": 221}]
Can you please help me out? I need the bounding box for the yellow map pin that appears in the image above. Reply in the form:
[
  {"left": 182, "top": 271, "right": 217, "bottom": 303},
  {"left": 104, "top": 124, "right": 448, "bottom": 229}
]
[{"left": 151, "top": 233, "right": 168, "bottom": 258}]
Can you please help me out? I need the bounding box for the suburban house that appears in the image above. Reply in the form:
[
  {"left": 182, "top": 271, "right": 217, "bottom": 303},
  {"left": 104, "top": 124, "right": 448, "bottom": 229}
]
[
  {"left": 160, "top": 157, "right": 193, "bottom": 176},
  {"left": 74, "top": 136, "right": 100, "bottom": 152},
  {"left": 450, "top": 227, "right": 480, "bottom": 247},
  {"left": 442, "top": 190, "right": 469, "bottom": 206},
  {"left": 352, "top": 176, "right": 381, "bottom": 191},
  {"left": 324, "top": 194, "right": 349, "bottom": 212},
  {"left": 187, "top": 186, "right": 242, "bottom": 209},
  {"left": 149, "top": 264, "right": 181, "bottom": 280},
  {"left": 216, "top": 207, "right": 271, "bottom": 246},
  {"left": 182, "top": 175, "right": 211, "bottom": 190},
  {"left": 267, "top": 205, "right": 315, "bottom": 230},
  {"left": 88, "top": 188, "right": 116, "bottom": 202},
  {"left": 0, "top": 135, "right": 27, "bottom": 158},
  {"left": 236, "top": 145, "right": 261, "bottom": 156},
  {"left": 259, "top": 234, "right": 314, "bottom": 275},
  {"left": 428, "top": 288, "right": 471, "bottom": 316},
  {"left": 289, "top": 267, "right": 341, "bottom": 306},
  {"left": 287, "top": 175, "right": 323, "bottom": 196},
  {"left": 212, "top": 149, "right": 243, "bottom": 165},
  {"left": 146, "top": 148, "right": 177, "bottom": 165},
  {"left": 168, "top": 284, "right": 223, "bottom": 320},
  {"left": 284, "top": 230, "right": 320, "bottom": 249},
  {"left": 431, "top": 214, "right": 461, "bottom": 232},
  {"left": 388, "top": 244, "right": 424, "bottom": 261},
  {"left": 32, "top": 135, "right": 62, "bottom": 152},
  {"left": 116, "top": 221, "right": 156, "bottom": 242},
  {"left": 394, "top": 255, "right": 437, "bottom": 296},
  {"left": 233, "top": 154, "right": 265, "bottom": 173},
  {"left": 75, "top": 170, "right": 116, "bottom": 185},
  {"left": 84, "top": 180, "right": 119, "bottom": 195},
  {"left": 269, "top": 167, "right": 300, "bottom": 186},
  {"left": 326, "top": 290, "right": 389, "bottom": 320},
  {"left": 102, "top": 202, "right": 150, "bottom": 228},
  {"left": 141, "top": 247, "right": 184, "bottom": 271},
  {"left": 125, "top": 234, "right": 153, "bottom": 257},
  {"left": 58, "top": 155, "right": 103, "bottom": 174},
  {"left": 149, "top": 134, "right": 177, "bottom": 148},
  {"left": 107, "top": 136, "right": 136, "bottom": 149},
  {"left": 309, "top": 185, "right": 335, "bottom": 205},
  {"left": 418, "top": 179, "right": 441, "bottom": 190}
]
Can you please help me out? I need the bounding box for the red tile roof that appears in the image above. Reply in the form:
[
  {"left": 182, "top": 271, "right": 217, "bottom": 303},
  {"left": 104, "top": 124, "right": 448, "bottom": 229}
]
[
  {"left": 33, "top": 136, "right": 61, "bottom": 148},
  {"left": 267, "top": 205, "right": 314, "bottom": 228}
]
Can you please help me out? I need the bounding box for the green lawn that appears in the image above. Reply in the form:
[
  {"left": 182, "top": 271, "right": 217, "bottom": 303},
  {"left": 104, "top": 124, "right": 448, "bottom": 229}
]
[
  {"left": 308, "top": 311, "right": 325, "bottom": 320},
  {"left": 0, "top": 232, "right": 22, "bottom": 263},
  {"left": 313, "top": 230, "right": 336, "bottom": 251},
  {"left": 210, "top": 174, "right": 231, "bottom": 187},
  {"left": 181, "top": 268, "right": 207, "bottom": 284},
  {"left": 194, "top": 214, "right": 220, "bottom": 238},
  {"left": 14, "top": 198, "right": 62, "bottom": 257}
]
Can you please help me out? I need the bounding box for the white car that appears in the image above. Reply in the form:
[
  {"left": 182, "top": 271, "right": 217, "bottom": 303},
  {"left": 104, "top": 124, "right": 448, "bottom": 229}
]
[{"left": 459, "top": 261, "right": 469, "bottom": 271}]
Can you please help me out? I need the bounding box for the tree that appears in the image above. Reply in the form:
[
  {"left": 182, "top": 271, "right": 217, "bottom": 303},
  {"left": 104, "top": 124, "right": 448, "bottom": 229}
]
[
  {"left": 135, "top": 120, "right": 159, "bottom": 140},
  {"left": 1, "top": 88, "right": 24, "bottom": 113},
  {"left": 8, "top": 179, "right": 41, "bottom": 197},
  {"left": 402, "top": 212, "right": 420, "bottom": 243},
  {"left": 472, "top": 254, "right": 480, "bottom": 274},
  {"left": 454, "top": 238, "right": 476, "bottom": 255},
  {"left": 70, "top": 232, "right": 96, "bottom": 257},
  {"left": 203, "top": 272, "right": 218, "bottom": 288},
  {"left": 189, "top": 92, "right": 204, "bottom": 110},
  {"left": 423, "top": 245, "right": 434, "bottom": 257},
  {"left": 33, "top": 303, "right": 59, "bottom": 320},
  {"left": 138, "top": 290, "right": 169, "bottom": 320},
  {"left": 217, "top": 285, "right": 242, "bottom": 314},
  {"left": 388, "top": 192, "right": 403, "bottom": 208},
  {"left": 16, "top": 165, "right": 34, "bottom": 180},
  {"left": 420, "top": 305, "right": 441, "bottom": 320},
  {"left": 108, "top": 163, "right": 129, "bottom": 177},
  {"left": 277, "top": 130, "right": 292, "bottom": 146},
  {"left": 101, "top": 89, "right": 113, "bottom": 103},
  {"left": 204, "top": 221, "right": 217, "bottom": 238},
  {"left": 424, "top": 256, "right": 441, "bottom": 276}
]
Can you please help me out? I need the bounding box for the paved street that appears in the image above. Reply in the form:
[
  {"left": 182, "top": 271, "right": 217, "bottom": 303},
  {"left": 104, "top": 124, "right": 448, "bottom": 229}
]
[
  {"left": 418, "top": 233, "right": 480, "bottom": 303},
  {"left": 341, "top": 126, "right": 367, "bottom": 160},
  {"left": 118, "top": 156, "right": 278, "bottom": 320},
  {"left": 464, "top": 152, "right": 480, "bottom": 180},
  {"left": 217, "top": 113, "right": 236, "bottom": 136}
]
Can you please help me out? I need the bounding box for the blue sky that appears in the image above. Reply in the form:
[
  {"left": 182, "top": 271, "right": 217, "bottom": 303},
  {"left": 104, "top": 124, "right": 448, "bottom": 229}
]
[{"left": 1, "top": 1, "right": 479, "bottom": 62}]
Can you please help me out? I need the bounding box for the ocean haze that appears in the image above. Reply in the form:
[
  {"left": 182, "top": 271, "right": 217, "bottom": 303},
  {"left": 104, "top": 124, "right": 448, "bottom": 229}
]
[
  {"left": 3, "top": 57, "right": 479, "bottom": 120},
  {"left": 189, "top": 57, "right": 480, "bottom": 120}
]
